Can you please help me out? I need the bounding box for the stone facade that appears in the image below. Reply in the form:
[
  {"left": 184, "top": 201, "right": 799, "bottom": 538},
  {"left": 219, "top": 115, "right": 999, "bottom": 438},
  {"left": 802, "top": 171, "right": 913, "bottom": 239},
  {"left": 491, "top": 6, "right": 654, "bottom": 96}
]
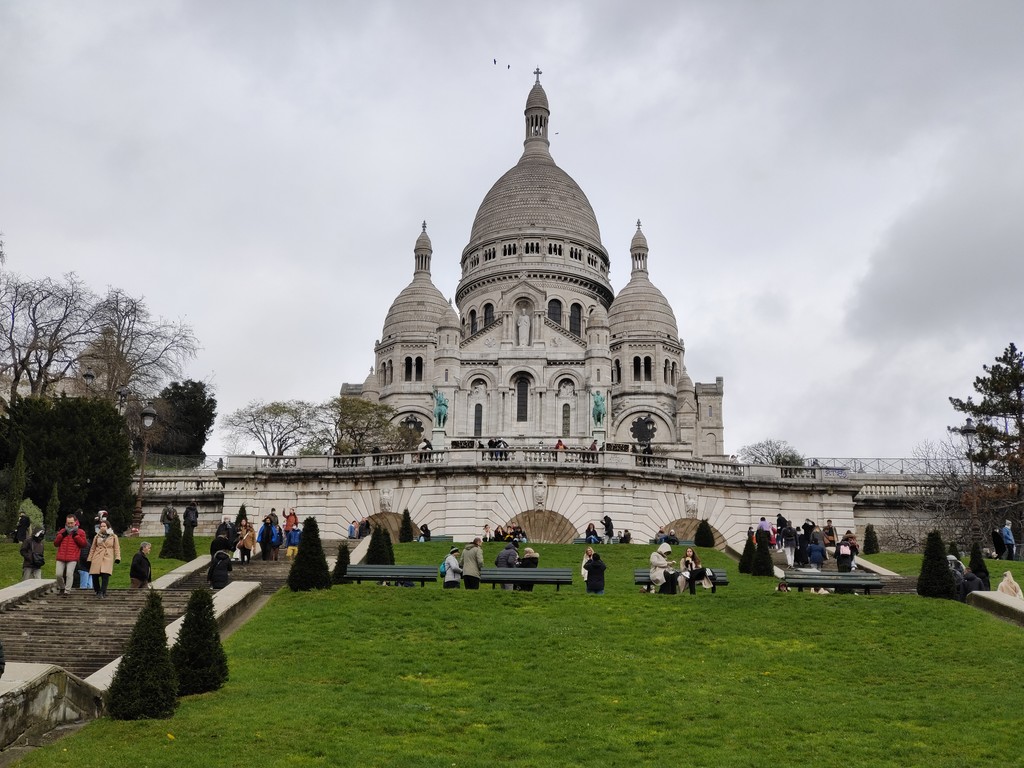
[{"left": 356, "top": 73, "right": 725, "bottom": 457}]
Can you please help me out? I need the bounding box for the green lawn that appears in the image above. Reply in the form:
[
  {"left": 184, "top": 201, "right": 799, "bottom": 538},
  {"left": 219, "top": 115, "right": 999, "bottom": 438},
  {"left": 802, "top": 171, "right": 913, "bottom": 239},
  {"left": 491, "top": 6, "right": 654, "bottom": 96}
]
[
  {"left": 4, "top": 542, "right": 1024, "bottom": 767},
  {"left": 0, "top": 537, "right": 212, "bottom": 590},
  {"left": 865, "top": 551, "right": 1024, "bottom": 582}
]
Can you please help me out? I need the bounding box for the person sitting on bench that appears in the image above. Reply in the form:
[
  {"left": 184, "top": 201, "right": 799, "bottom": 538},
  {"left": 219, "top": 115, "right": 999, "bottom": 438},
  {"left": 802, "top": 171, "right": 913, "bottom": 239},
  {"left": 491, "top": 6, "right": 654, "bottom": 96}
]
[
  {"left": 649, "top": 543, "right": 684, "bottom": 594},
  {"left": 682, "top": 547, "right": 716, "bottom": 594}
]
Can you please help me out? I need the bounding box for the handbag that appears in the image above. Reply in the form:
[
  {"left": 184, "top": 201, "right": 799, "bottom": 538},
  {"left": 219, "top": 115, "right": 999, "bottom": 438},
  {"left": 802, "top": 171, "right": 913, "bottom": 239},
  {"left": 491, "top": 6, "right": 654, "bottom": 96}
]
[{"left": 31, "top": 551, "right": 45, "bottom": 568}]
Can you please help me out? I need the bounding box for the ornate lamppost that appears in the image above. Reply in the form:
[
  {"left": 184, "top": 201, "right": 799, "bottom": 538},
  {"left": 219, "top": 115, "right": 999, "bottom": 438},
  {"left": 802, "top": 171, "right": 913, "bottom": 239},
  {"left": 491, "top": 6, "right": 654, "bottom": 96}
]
[
  {"left": 950, "top": 417, "right": 980, "bottom": 547},
  {"left": 132, "top": 403, "right": 158, "bottom": 531}
]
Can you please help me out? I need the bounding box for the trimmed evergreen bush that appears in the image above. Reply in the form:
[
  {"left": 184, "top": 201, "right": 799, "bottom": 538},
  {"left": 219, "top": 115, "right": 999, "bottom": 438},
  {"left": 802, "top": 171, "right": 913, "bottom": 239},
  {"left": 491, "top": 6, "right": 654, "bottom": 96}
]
[
  {"left": 107, "top": 591, "right": 178, "bottom": 719},
  {"left": 694, "top": 519, "right": 715, "bottom": 548},
  {"left": 19, "top": 498, "right": 43, "bottom": 533},
  {"left": 917, "top": 530, "right": 956, "bottom": 599},
  {"left": 235, "top": 503, "right": 248, "bottom": 528},
  {"left": 366, "top": 525, "right": 395, "bottom": 565},
  {"left": 947, "top": 541, "right": 960, "bottom": 559},
  {"left": 862, "top": 524, "right": 879, "bottom": 555},
  {"left": 159, "top": 515, "right": 184, "bottom": 560},
  {"left": 170, "top": 588, "right": 228, "bottom": 696},
  {"left": 752, "top": 531, "right": 775, "bottom": 576},
  {"left": 287, "top": 517, "right": 332, "bottom": 591},
  {"left": 332, "top": 542, "right": 351, "bottom": 584},
  {"left": 738, "top": 536, "right": 755, "bottom": 574},
  {"left": 968, "top": 541, "right": 990, "bottom": 587},
  {"left": 181, "top": 521, "right": 197, "bottom": 561},
  {"left": 399, "top": 509, "right": 415, "bottom": 543}
]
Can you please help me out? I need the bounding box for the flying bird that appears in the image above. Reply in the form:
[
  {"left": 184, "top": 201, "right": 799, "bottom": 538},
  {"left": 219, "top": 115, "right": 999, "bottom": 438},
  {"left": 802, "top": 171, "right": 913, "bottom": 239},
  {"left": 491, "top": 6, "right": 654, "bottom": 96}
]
[{"left": 493, "top": 58, "right": 496, "bottom": 65}]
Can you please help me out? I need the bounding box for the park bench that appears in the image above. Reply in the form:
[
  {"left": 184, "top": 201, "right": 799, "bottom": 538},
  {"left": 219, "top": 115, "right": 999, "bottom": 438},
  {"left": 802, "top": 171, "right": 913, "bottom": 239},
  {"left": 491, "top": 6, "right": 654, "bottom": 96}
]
[
  {"left": 783, "top": 571, "right": 884, "bottom": 594},
  {"left": 427, "top": 534, "right": 454, "bottom": 543},
  {"left": 479, "top": 568, "right": 574, "bottom": 591},
  {"left": 573, "top": 537, "right": 620, "bottom": 544},
  {"left": 344, "top": 565, "right": 438, "bottom": 586},
  {"left": 633, "top": 568, "right": 729, "bottom": 589},
  {"left": 647, "top": 539, "right": 695, "bottom": 547}
]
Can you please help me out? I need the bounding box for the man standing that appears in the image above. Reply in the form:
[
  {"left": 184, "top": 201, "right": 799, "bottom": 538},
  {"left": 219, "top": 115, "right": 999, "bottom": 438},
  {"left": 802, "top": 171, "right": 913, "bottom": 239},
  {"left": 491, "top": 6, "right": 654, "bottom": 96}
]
[
  {"left": 183, "top": 500, "right": 200, "bottom": 531},
  {"left": 602, "top": 515, "right": 614, "bottom": 545},
  {"left": 160, "top": 504, "right": 178, "bottom": 536},
  {"left": 1002, "top": 520, "right": 1016, "bottom": 561},
  {"left": 53, "top": 514, "right": 87, "bottom": 596},
  {"left": 460, "top": 538, "right": 484, "bottom": 590}
]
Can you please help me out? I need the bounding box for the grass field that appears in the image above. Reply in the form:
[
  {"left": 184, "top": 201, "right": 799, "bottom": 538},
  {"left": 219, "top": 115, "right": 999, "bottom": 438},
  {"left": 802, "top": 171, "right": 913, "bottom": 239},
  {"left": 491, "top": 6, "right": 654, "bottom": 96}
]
[
  {"left": 3, "top": 541, "right": 1024, "bottom": 767},
  {"left": 864, "top": 551, "right": 1024, "bottom": 582}
]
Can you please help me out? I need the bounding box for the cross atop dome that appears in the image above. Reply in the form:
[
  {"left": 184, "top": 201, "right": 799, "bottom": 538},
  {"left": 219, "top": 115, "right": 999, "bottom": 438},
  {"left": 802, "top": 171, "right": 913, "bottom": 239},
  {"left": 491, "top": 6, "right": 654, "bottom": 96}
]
[{"left": 533, "top": 67, "right": 542, "bottom": 84}]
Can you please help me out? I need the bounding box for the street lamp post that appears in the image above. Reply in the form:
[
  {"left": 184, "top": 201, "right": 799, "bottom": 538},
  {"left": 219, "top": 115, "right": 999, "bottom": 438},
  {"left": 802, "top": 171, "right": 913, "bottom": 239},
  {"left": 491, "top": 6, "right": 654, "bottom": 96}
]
[
  {"left": 951, "top": 417, "right": 980, "bottom": 547},
  {"left": 132, "top": 403, "right": 158, "bottom": 532}
]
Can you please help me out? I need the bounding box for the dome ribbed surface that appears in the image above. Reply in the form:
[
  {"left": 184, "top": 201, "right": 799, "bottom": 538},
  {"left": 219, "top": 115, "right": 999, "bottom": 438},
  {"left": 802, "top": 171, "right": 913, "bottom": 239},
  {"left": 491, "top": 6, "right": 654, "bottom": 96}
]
[
  {"left": 469, "top": 154, "right": 602, "bottom": 245},
  {"left": 526, "top": 83, "right": 549, "bottom": 111},
  {"left": 631, "top": 226, "right": 648, "bottom": 251},
  {"left": 381, "top": 275, "right": 450, "bottom": 340},
  {"left": 608, "top": 275, "right": 679, "bottom": 340},
  {"left": 439, "top": 301, "right": 461, "bottom": 329},
  {"left": 589, "top": 303, "right": 609, "bottom": 328}
]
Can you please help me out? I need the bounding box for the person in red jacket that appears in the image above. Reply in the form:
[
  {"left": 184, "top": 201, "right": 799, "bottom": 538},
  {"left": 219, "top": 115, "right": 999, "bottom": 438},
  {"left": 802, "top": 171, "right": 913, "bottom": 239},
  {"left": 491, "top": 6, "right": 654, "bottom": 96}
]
[{"left": 53, "top": 513, "right": 87, "bottom": 596}]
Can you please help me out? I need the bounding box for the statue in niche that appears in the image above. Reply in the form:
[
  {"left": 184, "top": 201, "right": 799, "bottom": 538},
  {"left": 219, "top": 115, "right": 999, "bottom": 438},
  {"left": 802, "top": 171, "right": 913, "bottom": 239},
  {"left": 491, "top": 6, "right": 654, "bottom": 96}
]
[
  {"left": 433, "top": 389, "right": 449, "bottom": 428},
  {"left": 591, "top": 391, "right": 606, "bottom": 426},
  {"left": 472, "top": 381, "right": 485, "bottom": 397},
  {"left": 559, "top": 380, "right": 575, "bottom": 397},
  {"left": 517, "top": 308, "right": 530, "bottom": 346},
  {"left": 379, "top": 488, "right": 393, "bottom": 514}
]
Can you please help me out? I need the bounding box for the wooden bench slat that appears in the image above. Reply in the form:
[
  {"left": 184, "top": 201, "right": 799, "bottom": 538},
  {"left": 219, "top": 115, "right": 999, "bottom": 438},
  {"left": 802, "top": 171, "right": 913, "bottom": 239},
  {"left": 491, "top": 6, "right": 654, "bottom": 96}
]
[
  {"left": 479, "top": 568, "right": 573, "bottom": 591},
  {"left": 782, "top": 572, "right": 884, "bottom": 594},
  {"left": 633, "top": 568, "right": 729, "bottom": 586},
  {"left": 345, "top": 565, "right": 438, "bottom": 586}
]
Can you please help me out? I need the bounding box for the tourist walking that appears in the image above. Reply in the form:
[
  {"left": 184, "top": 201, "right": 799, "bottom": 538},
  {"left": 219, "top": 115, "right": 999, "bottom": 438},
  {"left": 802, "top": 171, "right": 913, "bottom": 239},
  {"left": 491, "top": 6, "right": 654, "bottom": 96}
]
[
  {"left": 443, "top": 547, "right": 463, "bottom": 589},
  {"left": 1001, "top": 520, "right": 1016, "bottom": 561},
  {"left": 807, "top": 539, "right": 826, "bottom": 570},
  {"left": 649, "top": 542, "right": 683, "bottom": 595},
  {"left": 183, "top": 500, "right": 199, "bottom": 531},
  {"left": 130, "top": 542, "right": 153, "bottom": 588},
  {"left": 257, "top": 516, "right": 275, "bottom": 561},
  {"left": 285, "top": 524, "right": 301, "bottom": 560},
  {"left": 780, "top": 521, "right": 797, "bottom": 567},
  {"left": 160, "top": 504, "right": 178, "bottom": 536},
  {"left": 88, "top": 519, "right": 121, "bottom": 598},
  {"left": 460, "top": 538, "right": 484, "bottom": 589},
  {"left": 54, "top": 513, "right": 87, "bottom": 595},
  {"left": 284, "top": 507, "right": 299, "bottom": 532},
  {"left": 20, "top": 527, "right": 46, "bottom": 580},
  {"left": 835, "top": 534, "right": 858, "bottom": 573},
  {"left": 237, "top": 519, "right": 255, "bottom": 565}
]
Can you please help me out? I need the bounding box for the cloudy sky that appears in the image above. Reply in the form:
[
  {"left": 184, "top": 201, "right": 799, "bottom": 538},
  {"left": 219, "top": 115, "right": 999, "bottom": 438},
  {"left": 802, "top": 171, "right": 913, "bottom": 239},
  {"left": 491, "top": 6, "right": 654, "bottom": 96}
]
[{"left": 2, "top": 1, "right": 1021, "bottom": 459}]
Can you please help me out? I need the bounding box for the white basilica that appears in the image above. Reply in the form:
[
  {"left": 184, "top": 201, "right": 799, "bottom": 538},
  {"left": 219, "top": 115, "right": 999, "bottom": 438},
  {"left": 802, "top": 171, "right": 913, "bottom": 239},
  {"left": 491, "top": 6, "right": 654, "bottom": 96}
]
[{"left": 357, "top": 73, "right": 726, "bottom": 458}]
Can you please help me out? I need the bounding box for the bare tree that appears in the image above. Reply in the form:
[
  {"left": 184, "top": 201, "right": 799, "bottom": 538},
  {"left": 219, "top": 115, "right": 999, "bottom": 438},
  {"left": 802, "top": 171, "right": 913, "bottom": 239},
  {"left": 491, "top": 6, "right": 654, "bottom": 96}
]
[
  {"left": 82, "top": 288, "right": 199, "bottom": 400},
  {"left": 738, "top": 438, "right": 804, "bottom": 466},
  {"left": 0, "top": 272, "right": 99, "bottom": 401},
  {"left": 221, "top": 400, "right": 318, "bottom": 456}
]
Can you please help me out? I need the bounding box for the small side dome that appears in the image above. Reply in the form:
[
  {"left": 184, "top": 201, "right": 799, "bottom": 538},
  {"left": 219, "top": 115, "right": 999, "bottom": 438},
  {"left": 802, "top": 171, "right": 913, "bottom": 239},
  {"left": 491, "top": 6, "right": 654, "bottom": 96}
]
[
  {"left": 526, "top": 82, "right": 549, "bottom": 111},
  {"left": 439, "top": 300, "right": 461, "bottom": 330},
  {"left": 608, "top": 224, "right": 678, "bottom": 340},
  {"left": 630, "top": 220, "right": 649, "bottom": 252},
  {"left": 381, "top": 224, "right": 449, "bottom": 340},
  {"left": 362, "top": 366, "right": 380, "bottom": 398},
  {"left": 589, "top": 303, "right": 609, "bottom": 329}
]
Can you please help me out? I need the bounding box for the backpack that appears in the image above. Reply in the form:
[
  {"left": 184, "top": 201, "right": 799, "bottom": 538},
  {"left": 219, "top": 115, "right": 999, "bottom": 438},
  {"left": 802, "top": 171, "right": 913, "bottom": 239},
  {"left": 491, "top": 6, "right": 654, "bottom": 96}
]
[
  {"left": 839, "top": 542, "right": 851, "bottom": 557},
  {"left": 439, "top": 559, "right": 447, "bottom": 576}
]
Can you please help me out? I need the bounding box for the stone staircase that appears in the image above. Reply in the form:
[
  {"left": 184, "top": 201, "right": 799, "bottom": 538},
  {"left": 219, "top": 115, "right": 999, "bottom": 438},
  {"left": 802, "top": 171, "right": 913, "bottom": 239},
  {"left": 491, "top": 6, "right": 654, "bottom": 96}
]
[
  {"left": 167, "top": 556, "right": 294, "bottom": 595},
  {"left": 772, "top": 547, "right": 918, "bottom": 593},
  {"left": 0, "top": 589, "right": 193, "bottom": 679}
]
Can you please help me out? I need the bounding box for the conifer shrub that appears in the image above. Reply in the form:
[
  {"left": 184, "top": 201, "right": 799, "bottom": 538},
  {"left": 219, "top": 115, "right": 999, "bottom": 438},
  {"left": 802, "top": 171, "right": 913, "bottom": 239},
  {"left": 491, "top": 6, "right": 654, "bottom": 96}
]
[
  {"left": 287, "top": 517, "right": 332, "bottom": 591},
  {"left": 917, "top": 530, "right": 956, "bottom": 599},
  {"left": 366, "top": 525, "right": 395, "bottom": 565},
  {"left": 107, "top": 591, "right": 178, "bottom": 720},
  {"left": 862, "top": 524, "right": 880, "bottom": 555},
  {"left": 45, "top": 483, "right": 60, "bottom": 539},
  {"left": 738, "top": 535, "right": 756, "bottom": 574},
  {"left": 947, "top": 541, "right": 960, "bottom": 559},
  {"left": 968, "top": 541, "right": 990, "bottom": 587},
  {"left": 694, "top": 519, "right": 715, "bottom": 548},
  {"left": 752, "top": 531, "right": 775, "bottom": 576},
  {"left": 332, "top": 542, "right": 351, "bottom": 584},
  {"left": 170, "top": 588, "right": 228, "bottom": 696},
  {"left": 19, "top": 499, "right": 43, "bottom": 533},
  {"left": 181, "top": 521, "right": 197, "bottom": 561},
  {"left": 399, "top": 508, "right": 415, "bottom": 543},
  {"left": 235, "top": 503, "right": 248, "bottom": 528},
  {"left": 159, "top": 516, "right": 184, "bottom": 560}
]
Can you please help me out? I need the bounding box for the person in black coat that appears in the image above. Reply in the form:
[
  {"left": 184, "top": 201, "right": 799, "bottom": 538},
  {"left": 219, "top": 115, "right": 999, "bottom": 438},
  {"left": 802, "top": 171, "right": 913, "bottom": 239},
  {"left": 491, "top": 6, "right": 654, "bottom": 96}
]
[
  {"left": 14, "top": 512, "right": 31, "bottom": 543},
  {"left": 515, "top": 547, "right": 539, "bottom": 592},
  {"left": 0, "top": 636, "right": 5, "bottom": 681},
  {"left": 960, "top": 568, "right": 986, "bottom": 602},
  {"left": 129, "top": 542, "right": 153, "bottom": 588},
  {"left": 207, "top": 549, "right": 233, "bottom": 589},
  {"left": 583, "top": 552, "right": 607, "bottom": 594}
]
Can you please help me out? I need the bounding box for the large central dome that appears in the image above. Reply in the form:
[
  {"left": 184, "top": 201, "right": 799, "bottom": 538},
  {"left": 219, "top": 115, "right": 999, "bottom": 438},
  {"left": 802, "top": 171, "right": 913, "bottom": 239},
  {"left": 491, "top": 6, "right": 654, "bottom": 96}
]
[
  {"left": 465, "top": 74, "right": 603, "bottom": 251},
  {"left": 469, "top": 154, "right": 603, "bottom": 245}
]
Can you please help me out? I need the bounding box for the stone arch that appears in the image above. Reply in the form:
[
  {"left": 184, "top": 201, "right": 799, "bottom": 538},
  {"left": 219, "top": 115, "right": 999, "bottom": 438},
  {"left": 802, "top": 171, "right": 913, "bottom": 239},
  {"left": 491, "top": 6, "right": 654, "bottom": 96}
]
[
  {"left": 660, "top": 518, "right": 727, "bottom": 549},
  {"left": 366, "top": 511, "right": 406, "bottom": 543},
  {"left": 504, "top": 509, "right": 577, "bottom": 544}
]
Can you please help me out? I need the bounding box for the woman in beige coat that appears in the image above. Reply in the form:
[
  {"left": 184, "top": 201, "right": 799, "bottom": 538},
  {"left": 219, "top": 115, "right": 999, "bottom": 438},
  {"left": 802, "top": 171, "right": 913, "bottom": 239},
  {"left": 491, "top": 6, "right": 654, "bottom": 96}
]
[{"left": 88, "top": 519, "right": 121, "bottom": 598}]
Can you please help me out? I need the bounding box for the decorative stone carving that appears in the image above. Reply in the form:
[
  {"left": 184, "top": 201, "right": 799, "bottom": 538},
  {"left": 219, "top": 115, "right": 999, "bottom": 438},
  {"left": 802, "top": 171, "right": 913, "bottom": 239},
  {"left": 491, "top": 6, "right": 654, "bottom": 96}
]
[
  {"left": 684, "top": 493, "right": 698, "bottom": 519},
  {"left": 379, "top": 488, "right": 393, "bottom": 514},
  {"left": 532, "top": 474, "right": 547, "bottom": 511}
]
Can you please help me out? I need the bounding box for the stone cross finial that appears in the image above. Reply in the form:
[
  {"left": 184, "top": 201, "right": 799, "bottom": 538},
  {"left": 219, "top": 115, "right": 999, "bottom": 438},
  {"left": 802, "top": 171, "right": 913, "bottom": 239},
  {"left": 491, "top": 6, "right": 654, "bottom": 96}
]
[
  {"left": 422, "top": 220, "right": 427, "bottom": 233},
  {"left": 533, "top": 67, "right": 542, "bottom": 83},
  {"left": 636, "top": 219, "right": 642, "bottom": 230}
]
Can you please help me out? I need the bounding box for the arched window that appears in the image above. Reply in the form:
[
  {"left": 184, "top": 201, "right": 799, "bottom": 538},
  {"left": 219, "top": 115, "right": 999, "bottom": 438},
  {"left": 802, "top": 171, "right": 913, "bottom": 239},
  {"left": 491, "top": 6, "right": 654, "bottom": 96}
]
[
  {"left": 664, "top": 360, "right": 670, "bottom": 384},
  {"left": 671, "top": 362, "right": 677, "bottom": 385},
  {"left": 569, "top": 303, "right": 582, "bottom": 335},
  {"left": 415, "top": 357, "right": 423, "bottom": 382},
  {"left": 404, "top": 357, "right": 413, "bottom": 382},
  {"left": 613, "top": 359, "right": 621, "bottom": 384},
  {"left": 633, "top": 356, "right": 641, "bottom": 382},
  {"left": 483, "top": 303, "right": 494, "bottom": 326},
  {"left": 644, "top": 356, "right": 652, "bottom": 382},
  {"left": 547, "top": 299, "right": 562, "bottom": 325},
  {"left": 562, "top": 404, "right": 571, "bottom": 436},
  {"left": 470, "top": 309, "right": 477, "bottom": 335},
  {"left": 474, "top": 404, "right": 483, "bottom": 437},
  {"left": 516, "top": 376, "right": 529, "bottom": 422}
]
